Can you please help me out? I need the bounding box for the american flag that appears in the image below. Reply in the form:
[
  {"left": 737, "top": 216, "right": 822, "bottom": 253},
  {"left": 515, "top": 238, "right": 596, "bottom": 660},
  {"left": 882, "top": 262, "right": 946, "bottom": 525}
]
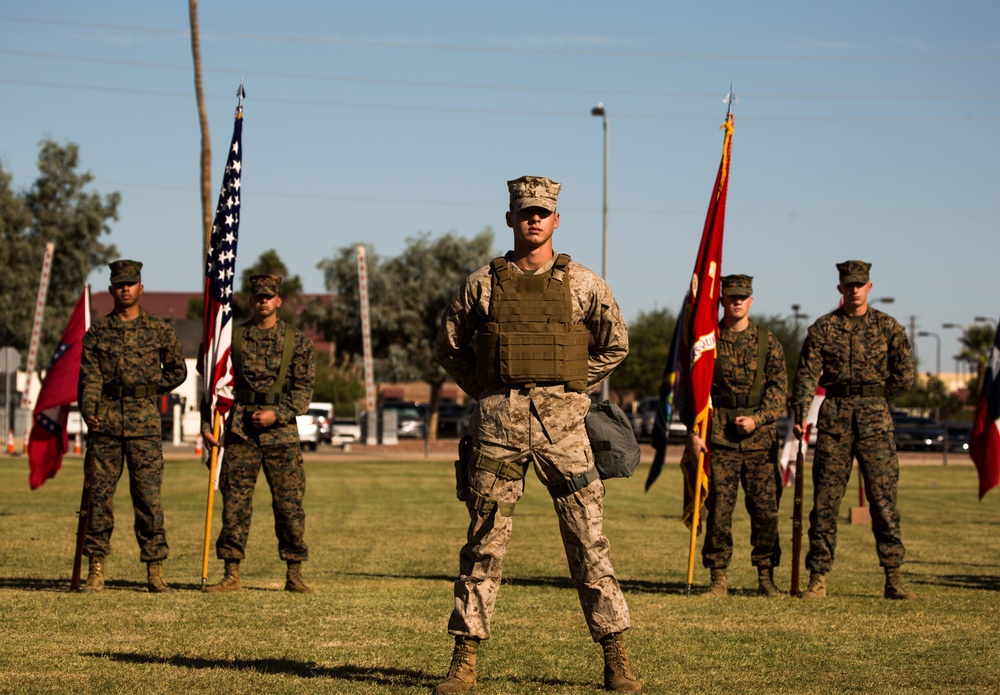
[
  {"left": 28, "top": 285, "right": 90, "bottom": 489},
  {"left": 200, "top": 102, "right": 243, "bottom": 436}
]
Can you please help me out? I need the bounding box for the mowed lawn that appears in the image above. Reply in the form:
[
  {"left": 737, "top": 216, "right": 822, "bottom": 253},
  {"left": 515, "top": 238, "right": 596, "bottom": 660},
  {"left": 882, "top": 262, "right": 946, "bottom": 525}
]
[{"left": 1, "top": 450, "right": 998, "bottom": 694}]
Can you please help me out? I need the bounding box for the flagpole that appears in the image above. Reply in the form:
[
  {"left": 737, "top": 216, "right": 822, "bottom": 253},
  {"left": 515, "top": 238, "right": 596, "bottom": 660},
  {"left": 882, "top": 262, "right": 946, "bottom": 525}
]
[
  {"left": 201, "top": 412, "right": 221, "bottom": 587},
  {"left": 685, "top": 420, "right": 708, "bottom": 594},
  {"left": 199, "top": 82, "right": 245, "bottom": 587}
]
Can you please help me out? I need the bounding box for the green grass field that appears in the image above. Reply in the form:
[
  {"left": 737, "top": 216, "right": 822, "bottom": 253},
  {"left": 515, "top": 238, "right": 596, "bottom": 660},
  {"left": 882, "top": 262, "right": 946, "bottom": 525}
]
[{"left": 1, "top": 453, "right": 998, "bottom": 694}]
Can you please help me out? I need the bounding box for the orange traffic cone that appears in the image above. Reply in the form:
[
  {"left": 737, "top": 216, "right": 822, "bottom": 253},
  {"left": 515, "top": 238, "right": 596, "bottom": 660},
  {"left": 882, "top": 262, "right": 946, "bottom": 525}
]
[
  {"left": 6, "top": 430, "right": 15, "bottom": 455},
  {"left": 74, "top": 432, "right": 82, "bottom": 455},
  {"left": 195, "top": 436, "right": 203, "bottom": 457}
]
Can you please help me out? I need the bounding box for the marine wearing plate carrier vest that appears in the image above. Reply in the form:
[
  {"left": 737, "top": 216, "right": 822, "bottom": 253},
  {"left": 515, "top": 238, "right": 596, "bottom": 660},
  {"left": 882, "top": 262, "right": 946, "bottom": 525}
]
[
  {"left": 434, "top": 175, "right": 639, "bottom": 694},
  {"left": 476, "top": 253, "right": 589, "bottom": 393}
]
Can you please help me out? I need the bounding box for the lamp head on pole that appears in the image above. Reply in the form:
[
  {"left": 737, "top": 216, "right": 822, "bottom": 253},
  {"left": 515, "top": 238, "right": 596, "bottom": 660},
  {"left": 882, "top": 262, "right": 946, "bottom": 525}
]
[{"left": 591, "top": 103, "right": 606, "bottom": 118}]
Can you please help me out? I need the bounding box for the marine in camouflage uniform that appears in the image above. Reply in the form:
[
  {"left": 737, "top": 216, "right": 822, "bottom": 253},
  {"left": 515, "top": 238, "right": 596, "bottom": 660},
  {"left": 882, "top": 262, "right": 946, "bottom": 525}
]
[
  {"left": 203, "top": 274, "right": 316, "bottom": 594},
  {"left": 77, "top": 260, "right": 187, "bottom": 593},
  {"left": 679, "top": 275, "right": 787, "bottom": 598},
  {"left": 432, "top": 176, "right": 640, "bottom": 693},
  {"left": 792, "top": 260, "right": 916, "bottom": 600}
]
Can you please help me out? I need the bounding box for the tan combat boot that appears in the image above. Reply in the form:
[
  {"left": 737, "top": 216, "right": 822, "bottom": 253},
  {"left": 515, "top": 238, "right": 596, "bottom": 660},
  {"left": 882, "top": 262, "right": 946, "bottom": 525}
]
[
  {"left": 701, "top": 569, "right": 727, "bottom": 597},
  {"left": 81, "top": 556, "right": 105, "bottom": 593},
  {"left": 801, "top": 572, "right": 826, "bottom": 599},
  {"left": 203, "top": 560, "right": 241, "bottom": 593},
  {"left": 146, "top": 560, "right": 175, "bottom": 593},
  {"left": 434, "top": 636, "right": 479, "bottom": 694},
  {"left": 757, "top": 567, "right": 783, "bottom": 598},
  {"left": 284, "top": 560, "right": 313, "bottom": 593},
  {"left": 884, "top": 567, "right": 917, "bottom": 600},
  {"left": 600, "top": 632, "right": 641, "bottom": 693}
]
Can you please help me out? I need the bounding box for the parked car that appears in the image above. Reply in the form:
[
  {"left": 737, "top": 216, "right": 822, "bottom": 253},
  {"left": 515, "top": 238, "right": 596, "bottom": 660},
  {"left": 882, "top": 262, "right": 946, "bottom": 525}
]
[
  {"left": 296, "top": 412, "right": 322, "bottom": 451},
  {"left": 892, "top": 413, "right": 945, "bottom": 451},
  {"left": 458, "top": 400, "right": 478, "bottom": 436},
  {"left": 381, "top": 401, "right": 425, "bottom": 439},
  {"left": 943, "top": 421, "right": 972, "bottom": 453},
  {"left": 634, "top": 396, "right": 687, "bottom": 443},
  {"left": 308, "top": 402, "right": 334, "bottom": 444},
  {"left": 330, "top": 417, "right": 362, "bottom": 445}
]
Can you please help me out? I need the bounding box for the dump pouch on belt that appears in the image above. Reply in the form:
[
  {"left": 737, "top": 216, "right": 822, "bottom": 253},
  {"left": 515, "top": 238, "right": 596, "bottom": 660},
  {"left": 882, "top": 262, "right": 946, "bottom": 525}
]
[
  {"left": 585, "top": 400, "right": 641, "bottom": 479},
  {"left": 454, "top": 435, "right": 472, "bottom": 502}
]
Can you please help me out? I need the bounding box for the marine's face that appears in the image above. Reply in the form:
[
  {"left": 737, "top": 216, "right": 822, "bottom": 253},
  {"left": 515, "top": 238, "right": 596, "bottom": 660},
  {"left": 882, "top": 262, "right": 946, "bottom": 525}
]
[
  {"left": 838, "top": 281, "right": 871, "bottom": 312},
  {"left": 721, "top": 294, "right": 752, "bottom": 321},
  {"left": 110, "top": 281, "right": 143, "bottom": 310},
  {"left": 252, "top": 293, "right": 282, "bottom": 321},
  {"left": 506, "top": 206, "right": 559, "bottom": 251}
]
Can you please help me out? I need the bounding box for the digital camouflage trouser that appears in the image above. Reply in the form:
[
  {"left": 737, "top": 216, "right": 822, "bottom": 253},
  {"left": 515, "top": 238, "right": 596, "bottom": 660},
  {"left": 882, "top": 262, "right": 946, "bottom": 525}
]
[
  {"left": 84, "top": 434, "right": 168, "bottom": 562},
  {"left": 448, "top": 417, "right": 631, "bottom": 643},
  {"left": 806, "top": 427, "right": 905, "bottom": 574},
  {"left": 216, "top": 437, "right": 308, "bottom": 562},
  {"left": 702, "top": 445, "right": 782, "bottom": 570}
]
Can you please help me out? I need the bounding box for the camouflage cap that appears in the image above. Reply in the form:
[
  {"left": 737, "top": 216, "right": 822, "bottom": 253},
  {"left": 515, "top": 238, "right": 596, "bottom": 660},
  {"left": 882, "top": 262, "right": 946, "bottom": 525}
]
[
  {"left": 507, "top": 175, "right": 562, "bottom": 212},
  {"left": 249, "top": 274, "right": 282, "bottom": 297},
  {"left": 721, "top": 274, "right": 753, "bottom": 297},
  {"left": 836, "top": 260, "right": 871, "bottom": 284},
  {"left": 109, "top": 259, "right": 142, "bottom": 284}
]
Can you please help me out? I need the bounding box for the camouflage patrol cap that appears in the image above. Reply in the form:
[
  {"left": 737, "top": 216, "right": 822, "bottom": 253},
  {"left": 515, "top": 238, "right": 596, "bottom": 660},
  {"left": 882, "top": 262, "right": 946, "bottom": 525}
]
[
  {"left": 249, "top": 274, "right": 282, "bottom": 297},
  {"left": 109, "top": 259, "right": 142, "bottom": 284},
  {"left": 721, "top": 274, "right": 753, "bottom": 297},
  {"left": 836, "top": 260, "right": 871, "bottom": 284},
  {"left": 507, "top": 175, "right": 562, "bottom": 212}
]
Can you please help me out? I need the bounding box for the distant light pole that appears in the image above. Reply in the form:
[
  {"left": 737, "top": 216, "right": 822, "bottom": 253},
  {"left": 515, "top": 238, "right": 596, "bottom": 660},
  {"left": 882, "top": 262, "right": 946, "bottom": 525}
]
[
  {"left": 975, "top": 316, "right": 998, "bottom": 328},
  {"left": 791, "top": 304, "right": 809, "bottom": 336},
  {"left": 871, "top": 296, "right": 895, "bottom": 306},
  {"left": 917, "top": 330, "right": 941, "bottom": 423},
  {"left": 592, "top": 102, "right": 610, "bottom": 402},
  {"left": 941, "top": 323, "right": 964, "bottom": 391}
]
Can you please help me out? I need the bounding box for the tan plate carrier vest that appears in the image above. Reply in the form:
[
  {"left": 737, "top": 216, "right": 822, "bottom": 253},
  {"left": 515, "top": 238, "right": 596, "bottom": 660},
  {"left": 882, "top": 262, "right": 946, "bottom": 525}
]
[{"left": 476, "top": 253, "right": 590, "bottom": 393}]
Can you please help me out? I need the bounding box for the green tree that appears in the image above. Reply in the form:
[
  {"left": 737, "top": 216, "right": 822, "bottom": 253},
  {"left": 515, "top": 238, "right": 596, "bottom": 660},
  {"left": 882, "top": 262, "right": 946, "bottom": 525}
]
[
  {"left": 958, "top": 323, "right": 995, "bottom": 380},
  {"left": 312, "top": 351, "right": 365, "bottom": 416},
  {"left": 614, "top": 307, "right": 676, "bottom": 399},
  {"left": 307, "top": 229, "right": 495, "bottom": 440},
  {"left": 755, "top": 312, "right": 802, "bottom": 388},
  {"left": 0, "top": 140, "right": 119, "bottom": 369}
]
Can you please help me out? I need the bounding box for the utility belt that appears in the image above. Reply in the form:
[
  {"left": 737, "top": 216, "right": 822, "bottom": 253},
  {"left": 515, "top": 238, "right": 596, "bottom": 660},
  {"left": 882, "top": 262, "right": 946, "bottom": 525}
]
[
  {"left": 234, "top": 389, "right": 286, "bottom": 406},
  {"left": 102, "top": 383, "right": 157, "bottom": 398},
  {"left": 713, "top": 392, "right": 761, "bottom": 409},
  {"left": 455, "top": 437, "right": 599, "bottom": 517},
  {"left": 825, "top": 383, "right": 885, "bottom": 398}
]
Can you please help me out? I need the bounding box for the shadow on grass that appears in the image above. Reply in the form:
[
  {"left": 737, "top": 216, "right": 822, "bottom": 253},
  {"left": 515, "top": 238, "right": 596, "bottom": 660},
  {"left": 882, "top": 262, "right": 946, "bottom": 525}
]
[
  {"left": 85, "top": 652, "right": 434, "bottom": 686},
  {"left": 0, "top": 577, "right": 297, "bottom": 593},
  {"left": 345, "top": 571, "right": 691, "bottom": 594},
  {"left": 84, "top": 652, "right": 578, "bottom": 689},
  {"left": 916, "top": 573, "right": 1000, "bottom": 592}
]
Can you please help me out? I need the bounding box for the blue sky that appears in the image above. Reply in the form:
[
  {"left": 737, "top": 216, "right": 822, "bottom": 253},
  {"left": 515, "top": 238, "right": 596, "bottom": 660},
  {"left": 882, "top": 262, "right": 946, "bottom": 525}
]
[{"left": 2, "top": 2, "right": 997, "bottom": 372}]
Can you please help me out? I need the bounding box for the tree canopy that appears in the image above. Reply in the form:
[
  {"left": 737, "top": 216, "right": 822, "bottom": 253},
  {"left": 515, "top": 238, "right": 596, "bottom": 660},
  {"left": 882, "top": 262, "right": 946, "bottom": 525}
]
[
  {"left": 0, "top": 140, "right": 119, "bottom": 370},
  {"left": 306, "top": 229, "right": 495, "bottom": 438}
]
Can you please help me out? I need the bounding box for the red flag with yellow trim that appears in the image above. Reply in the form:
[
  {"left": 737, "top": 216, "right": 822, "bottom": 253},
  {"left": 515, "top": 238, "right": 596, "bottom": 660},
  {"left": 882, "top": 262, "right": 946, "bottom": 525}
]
[{"left": 680, "top": 113, "right": 733, "bottom": 529}]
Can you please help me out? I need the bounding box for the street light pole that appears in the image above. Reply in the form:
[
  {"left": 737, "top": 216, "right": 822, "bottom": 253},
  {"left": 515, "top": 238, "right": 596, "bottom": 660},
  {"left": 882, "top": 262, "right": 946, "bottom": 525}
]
[
  {"left": 791, "top": 304, "right": 809, "bottom": 336},
  {"left": 592, "top": 102, "right": 610, "bottom": 402},
  {"left": 917, "top": 330, "right": 941, "bottom": 422}
]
